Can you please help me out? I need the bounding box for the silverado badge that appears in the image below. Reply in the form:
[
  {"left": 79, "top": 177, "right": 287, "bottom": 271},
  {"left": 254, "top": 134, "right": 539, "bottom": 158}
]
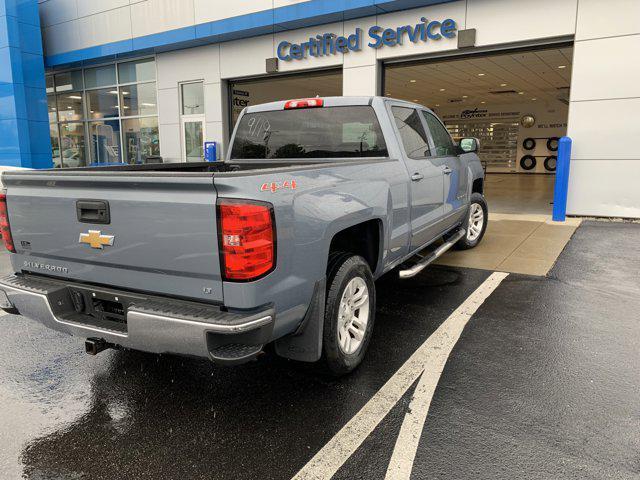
[{"left": 79, "top": 230, "right": 114, "bottom": 249}]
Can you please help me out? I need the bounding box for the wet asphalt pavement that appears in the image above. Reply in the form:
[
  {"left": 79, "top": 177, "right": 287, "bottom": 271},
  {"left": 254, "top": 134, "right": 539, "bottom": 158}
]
[{"left": 0, "top": 220, "right": 638, "bottom": 479}]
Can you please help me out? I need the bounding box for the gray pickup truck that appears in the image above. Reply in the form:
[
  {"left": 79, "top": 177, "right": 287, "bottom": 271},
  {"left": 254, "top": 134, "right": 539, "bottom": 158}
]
[{"left": 0, "top": 96, "right": 486, "bottom": 375}]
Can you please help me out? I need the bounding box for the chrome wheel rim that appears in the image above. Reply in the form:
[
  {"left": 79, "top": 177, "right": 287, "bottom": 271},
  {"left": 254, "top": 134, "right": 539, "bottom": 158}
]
[
  {"left": 337, "top": 277, "right": 370, "bottom": 355},
  {"left": 467, "top": 203, "right": 484, "bottom": 242}
]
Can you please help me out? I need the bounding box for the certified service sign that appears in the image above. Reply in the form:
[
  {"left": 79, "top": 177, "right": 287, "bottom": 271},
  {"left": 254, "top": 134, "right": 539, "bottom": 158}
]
[{"left": 277, "top": 18, "right": 457, "bottom": 61}]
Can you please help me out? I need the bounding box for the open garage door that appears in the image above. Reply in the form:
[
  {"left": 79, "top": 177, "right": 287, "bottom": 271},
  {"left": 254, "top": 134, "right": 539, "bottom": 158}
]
[
  {"left": 383, "top": 45, "right": 573, "bottom": 216},
  {"left": 229, "top": 69, "right": 342, "bottom": 126}
]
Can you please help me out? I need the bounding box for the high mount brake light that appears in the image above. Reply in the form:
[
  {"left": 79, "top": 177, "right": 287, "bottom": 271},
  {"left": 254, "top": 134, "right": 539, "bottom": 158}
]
[
  {"left": 0, "top": 193, "right": 15, "bottom": 253},
  {"left": 218, "top": 200, "right": 275, "bottom": 281},
  {"left": 284, "top": 98, "right": 324, "bottom": 109}
]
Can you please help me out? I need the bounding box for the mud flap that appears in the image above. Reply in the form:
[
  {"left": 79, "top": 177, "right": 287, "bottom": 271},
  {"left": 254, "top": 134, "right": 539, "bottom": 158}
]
[{"left": 274, "top": 278, "right": 325, "bottom": 362}]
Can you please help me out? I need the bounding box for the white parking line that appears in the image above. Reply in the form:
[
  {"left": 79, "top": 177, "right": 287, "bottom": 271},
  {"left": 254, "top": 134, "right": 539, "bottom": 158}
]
[{"left": 293, "top": 272, "right": 509, "bottom": 480}]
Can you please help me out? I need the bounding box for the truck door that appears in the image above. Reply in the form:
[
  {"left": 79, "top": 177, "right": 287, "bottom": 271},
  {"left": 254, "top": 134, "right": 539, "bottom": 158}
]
[
  {"left": 391, "top": 106, "right": 444, "bottom": 250},
  {"left": 421, "top": 110, "right": 468, "bottom": 231}
]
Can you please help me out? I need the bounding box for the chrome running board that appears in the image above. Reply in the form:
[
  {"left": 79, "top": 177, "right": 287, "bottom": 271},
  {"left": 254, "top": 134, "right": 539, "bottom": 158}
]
[{"left": 398, "top": 228, "right": 466, "bottom": 279}]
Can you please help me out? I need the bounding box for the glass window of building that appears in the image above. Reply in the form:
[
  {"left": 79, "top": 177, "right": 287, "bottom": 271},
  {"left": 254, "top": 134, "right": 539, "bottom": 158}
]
[
  {"left": 180, "top": 82, "right": 205, "bottom": 162},
  {"left": 89, "top": 120, "right": 122, "bottom": 164},
  {"left": 56, "top": 92, "right": 84, "bottom": 122},
  {"left": 45, "top": 57, "right": 160, "bottom": 167},
  {"left": 84, "top": 65, "right": 116, "bottom": 89},
  {"left": 118, "top": 58, "right": 156, "bottom": 84},
  {"left": 120, "top": 83, "right": 158, "bottom": 117},
  {"left": 50, "top": 123, "right": 61, "bottom": 168},
  {"left": 87, "top": 88, "right": 119, "bottom": 119},
  {"left": 54, "top": 71, "right": 83, "bottom": 92},
  {"left": 59, "top": 123, "right": 87, "bottom": 168},
  {"left": 46, "top": 75, "right": 54, "bottom": 94},
  {"left": 122, "top": 117, "right": 160, "bottom": 164},
  {"left": 181, "top": 82, "right": 204, "bottom": 115}
]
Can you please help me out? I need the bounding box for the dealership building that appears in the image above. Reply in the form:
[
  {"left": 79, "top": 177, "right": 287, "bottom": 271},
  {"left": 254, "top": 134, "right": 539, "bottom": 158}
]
[{"left": 1, "top": 0, "right": 638, "bottom": 218}]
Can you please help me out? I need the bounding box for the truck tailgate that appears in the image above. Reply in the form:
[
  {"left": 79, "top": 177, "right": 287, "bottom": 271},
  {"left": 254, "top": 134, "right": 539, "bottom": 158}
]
[{"left": 3, "top": 172, "right": 223, "bottom": 303}]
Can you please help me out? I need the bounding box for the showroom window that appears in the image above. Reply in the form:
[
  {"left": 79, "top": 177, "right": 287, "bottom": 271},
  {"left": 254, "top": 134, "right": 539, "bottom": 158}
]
[{"left": 46, "top": 58, "right": 160, "bottom": 168}]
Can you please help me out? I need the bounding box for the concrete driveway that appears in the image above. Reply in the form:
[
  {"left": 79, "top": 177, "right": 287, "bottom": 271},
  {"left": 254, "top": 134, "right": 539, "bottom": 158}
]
[{"left": 0, "top": 221, "right": 638, "bottom": 479}]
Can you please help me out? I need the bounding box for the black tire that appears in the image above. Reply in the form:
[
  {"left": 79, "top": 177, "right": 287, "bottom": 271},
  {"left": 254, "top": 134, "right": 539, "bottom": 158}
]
[
  {"left": 455, "top": 193, "right": 488, "bottom": 250},
  {"left": 522, "top": 138, "right": 536, "bottom": 150},
  {"left": 320, "top": 253, "right": 376, "bottom": 376},
  {"left": 547, "top": 137, "right": 559, "bottom": 152},
  {"left": 520, "top": 155, "right": 536, "bottom": 171},
  {"left": 544, "top": 155, "right": 557, "bottom": 172}
]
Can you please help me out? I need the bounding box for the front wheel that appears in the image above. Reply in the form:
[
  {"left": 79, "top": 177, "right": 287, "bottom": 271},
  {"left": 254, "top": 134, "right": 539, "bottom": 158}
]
[
  {"left": 320, "top": 254, "right": 376, "bottom": 376},
  {"left": 455, "top": 192, "right": 488, "bottom": 250}
]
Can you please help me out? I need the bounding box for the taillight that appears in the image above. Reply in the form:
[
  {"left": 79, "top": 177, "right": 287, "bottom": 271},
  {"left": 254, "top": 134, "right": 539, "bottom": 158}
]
[
  {"left": 218, "top": 200, "right": 275, "bottom": 281},
  {"left": 0, "top": 193, "right": 15, "bottom": 253},
  {"left": 284, "top": 98, "right": 324, "bottom": 109}
]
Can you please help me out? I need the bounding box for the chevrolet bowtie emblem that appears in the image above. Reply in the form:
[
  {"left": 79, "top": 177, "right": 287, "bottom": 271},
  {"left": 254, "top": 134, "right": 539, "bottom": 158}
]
[{"left": 79, "top": 230, "right": 115, "bottom": 249}]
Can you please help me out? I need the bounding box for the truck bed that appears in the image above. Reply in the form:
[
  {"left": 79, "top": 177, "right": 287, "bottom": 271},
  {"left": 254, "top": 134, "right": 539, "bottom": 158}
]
[{"left": 14, "top": 160, "right": 367, "bottom": 175}]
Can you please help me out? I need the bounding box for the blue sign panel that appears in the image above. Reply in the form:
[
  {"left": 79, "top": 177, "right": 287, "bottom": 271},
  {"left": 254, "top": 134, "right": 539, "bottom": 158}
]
[{"left": 277, "top": 17, "right": 457, "bottom": 61}]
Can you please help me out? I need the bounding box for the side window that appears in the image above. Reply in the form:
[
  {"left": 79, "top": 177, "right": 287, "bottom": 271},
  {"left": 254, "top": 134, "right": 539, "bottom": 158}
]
[
  {"left": 392, "top": 107, "right": 431, "bottom": 159},
  {"left": 422, "top": 111, "right": 456, "bottom": 156}
]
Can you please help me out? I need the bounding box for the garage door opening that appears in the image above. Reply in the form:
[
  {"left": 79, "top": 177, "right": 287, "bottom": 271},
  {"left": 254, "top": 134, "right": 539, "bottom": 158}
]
[
  {"left": 383, "top": 45, "right": 573, "bottom": 216},
  {"left": 229, "top": 69, "right": 342, "bottom": 126}
]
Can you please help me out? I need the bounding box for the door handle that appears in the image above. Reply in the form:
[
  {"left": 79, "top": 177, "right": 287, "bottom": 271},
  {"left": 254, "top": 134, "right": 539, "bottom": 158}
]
[
  {"left": 443, "top": 166, "right": 452, "bottom": 175},
  {"left": 411, "top": 172, "right": 424, "bottom": 181}
]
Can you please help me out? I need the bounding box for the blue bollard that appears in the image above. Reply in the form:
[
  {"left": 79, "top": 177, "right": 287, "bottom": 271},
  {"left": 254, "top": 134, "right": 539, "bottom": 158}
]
[{"left": 552, "top": 136, "right": 572, "bottom": 222}]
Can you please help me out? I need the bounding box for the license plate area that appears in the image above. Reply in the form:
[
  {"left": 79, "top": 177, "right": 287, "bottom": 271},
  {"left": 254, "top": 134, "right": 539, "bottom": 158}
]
[{"left": 52, "top": 286, "right": 138, "bottom": 334}]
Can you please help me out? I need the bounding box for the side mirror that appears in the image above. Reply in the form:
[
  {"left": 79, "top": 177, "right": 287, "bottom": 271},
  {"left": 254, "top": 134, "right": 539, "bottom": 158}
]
[{"left": 459, "top": 137, "right": 480, "bottom": 153}]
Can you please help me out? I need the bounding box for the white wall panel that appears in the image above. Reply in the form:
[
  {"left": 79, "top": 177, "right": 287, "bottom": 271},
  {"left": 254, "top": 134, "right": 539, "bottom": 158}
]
[
  {"left": 157, "top": 87, "right": 180, "bottom": 125},
  {"left": 273, "top": 0, "right": 311, "bottom": 8},
  {"left": 77, "top": 7, "right": 132, "bottom": 48},
  {"left": 205, "top": 121, "right": 225, "bottom": 158},
  {"left": 375, "top": 1, "right": 465, "bottom": 60},
  {"left": 131, "top": 0, "right": 195, "bottom": 38},
  {"left": 467, "top": 0, "right": 577, "bottom": 47},
  {"left": 77, "top": 0, "right": 130, "bottom": 18},
  {"left": 156, "top": 44, "right": 220, "bottom": 89},
  {"left": 343, "top": 16, "right": 377, "bottom": 68},
  {"left": 567, "top": 98, "right": 640, "bottom": 160},
  {"left": 204, "top": 82, "right": 224, "bottom": 123},
  {"left": 343, "top": 65, "right": 377, "bottom": 96},
  {"left": 158, "top": 123, "right": 181, "bottom": 163},
  {"left": 39, "top": 0, "right": 77, "bottom": 27},
  {"left": 43, "top": 21, "right": 81, "bottom": 56},
  {"left": 219, "top": 35, "right": 273, "bottom": 79},
  {"left": 193, "top": 1, "right": 271, "bottom": 24},
  {"left": 576, "top": 0, "right": 640, "bottom": 41},
  {"left": 567, "top": 160, "right": 640, "bottom": 218},
  {"left": 570, "top": 35, "right": 640, "bottom": 101}
]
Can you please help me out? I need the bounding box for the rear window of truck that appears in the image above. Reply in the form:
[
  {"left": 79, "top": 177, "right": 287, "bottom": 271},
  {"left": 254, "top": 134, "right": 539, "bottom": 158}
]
[{"left": 230, "top": 106, "right": 388, "bottom": 159}]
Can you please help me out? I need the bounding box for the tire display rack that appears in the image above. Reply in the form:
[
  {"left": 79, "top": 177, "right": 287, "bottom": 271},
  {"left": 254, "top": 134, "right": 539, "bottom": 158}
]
[{"left": 521, "top": 136, "right": 560, "bottom": 172}]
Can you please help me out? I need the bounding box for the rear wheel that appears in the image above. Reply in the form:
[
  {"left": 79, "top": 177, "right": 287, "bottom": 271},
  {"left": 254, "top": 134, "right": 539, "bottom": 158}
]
[
  {"left": 320, "top": 253, "right": 376, "bottom": 376},
  {"left": 456, "top": 192, "right": 488, "bottom": 250}
]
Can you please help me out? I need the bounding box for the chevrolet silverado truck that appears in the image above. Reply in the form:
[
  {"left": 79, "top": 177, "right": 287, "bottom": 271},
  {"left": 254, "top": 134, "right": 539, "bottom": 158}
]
[{"left": 0, "top": 96, "right": 487, "bottom": 375}]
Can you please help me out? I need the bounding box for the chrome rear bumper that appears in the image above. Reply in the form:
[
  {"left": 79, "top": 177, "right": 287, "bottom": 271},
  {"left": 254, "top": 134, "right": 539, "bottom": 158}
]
[{"left": 0, "top": 274, "right": 273, "bottom": 363}]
